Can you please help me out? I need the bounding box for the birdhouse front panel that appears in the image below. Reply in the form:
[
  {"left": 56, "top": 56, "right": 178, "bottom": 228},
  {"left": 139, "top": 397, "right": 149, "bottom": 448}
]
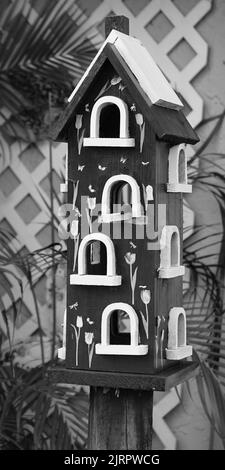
[{"left": 54, "top": 27, "right": 199, "bottom": 387}]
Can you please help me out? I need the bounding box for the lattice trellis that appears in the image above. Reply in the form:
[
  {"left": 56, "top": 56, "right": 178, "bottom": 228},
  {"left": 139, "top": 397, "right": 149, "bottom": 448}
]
[
  {"left": 0, "top": 136, "right": 66, "bottom": 344},
  {"left": 75, "top": 0, "right": 212, "bottom": 128}
]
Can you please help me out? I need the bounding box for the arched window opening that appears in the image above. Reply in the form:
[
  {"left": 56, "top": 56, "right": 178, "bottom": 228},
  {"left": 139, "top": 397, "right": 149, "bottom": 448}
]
[
  {"left": 166, "top": 307, "right": 192, "bottom": 360},
  {"left": 159, "top": 226, "right": 184, "bottom": 279},
  {"left": 177, "top": 313, "right": 185, "bottom": 347},
  {"left": 83, "top": 96, "right": 135, "bottom": 147},
  {"left": 110, "top": 310, "right": 131, "bottom": 345},
  {"left": 96, "top": 302, "right": 148, "bottom": 356},
  {"left": 178, "top": 149, "right": 186, "bottom": 184},
  {"left": 70, "top": 233, "right": 121, "bottom": 286},
  {"left": 101, "top": 175, "right": 141, "bottom": 223},
  {"left": 171, "top": 231, "right": 179, "bottom": 266},
  {"left": 110, "top": 182, "right": 132, "bottom": 217},
  {"left": 86, "top": 241, "right": 107, "bottom": 275},
  {"left": 167, "top": 144, "right": 192, "bottom": 193},
  {"left": 99, "top": 104, "right": 120, "bottom": 138}
]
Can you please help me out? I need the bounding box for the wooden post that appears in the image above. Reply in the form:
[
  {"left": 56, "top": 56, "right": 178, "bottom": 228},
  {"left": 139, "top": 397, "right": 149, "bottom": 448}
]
[
  {"left": 88, "top": 16, "right": 154, "bottom": 450},
  {"left": 88, "top": 387, "right": 153, "bottom": 450}
]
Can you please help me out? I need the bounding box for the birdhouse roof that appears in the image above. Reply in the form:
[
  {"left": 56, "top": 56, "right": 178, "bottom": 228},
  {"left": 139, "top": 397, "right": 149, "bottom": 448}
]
[{"left": 52, "top": 30, "right": 199, "bottom": 144}]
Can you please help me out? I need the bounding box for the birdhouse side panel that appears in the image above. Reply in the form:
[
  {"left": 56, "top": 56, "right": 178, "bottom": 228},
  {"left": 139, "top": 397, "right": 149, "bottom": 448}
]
[{"left": 153, "top": 141, "right": 184, "bottom": 367}]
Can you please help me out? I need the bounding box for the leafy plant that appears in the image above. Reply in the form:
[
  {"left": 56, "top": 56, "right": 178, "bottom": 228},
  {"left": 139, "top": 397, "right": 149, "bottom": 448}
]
[
  {"left": 0, "top": 0, "right": 99, "bottom": 142},
  {"left": 0, "top": 362, "right": 88, "bottom": 450},
  {"left": 183, "top": 110, "right": 225, "bottom": 447},
  {"left": 0, "top": 1, "right": 99, "bottom": 448}
]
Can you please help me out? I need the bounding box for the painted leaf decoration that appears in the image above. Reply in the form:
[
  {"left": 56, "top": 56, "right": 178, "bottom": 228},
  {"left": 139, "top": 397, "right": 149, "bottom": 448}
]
[
  {"left": 94, "top": 80, "right": 110, "bottom": 101},
  {"left": 85, "top": 208, "right": 92, "bottom": 231},
  {"left": 132, "top": 266, "right": 138, "bottom": 290},
  {"left": 89, "top": 342, "right": 95, "bottom": 367},
  {"left": 140, "top": 121, "right": 145, "bottom": 153},
  {"left": 73, "top": 234, "right": 80, "bottom": 272},
  {"left": 72, "top": 180, "right": 79, "bottom": 209},
  {"left": 140, "top": 311, "right": 148, "bottom": 338},
  {"left": 78, "top": 128, "right": 85, "bottom": 155}
]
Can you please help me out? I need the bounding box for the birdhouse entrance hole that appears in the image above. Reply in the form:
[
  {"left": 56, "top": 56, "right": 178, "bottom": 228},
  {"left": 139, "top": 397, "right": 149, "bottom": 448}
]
[
  {"left": 110, "top": 310, "right": 131, "bottom": 345},
  {"left": 83, "top": 96, "right": 135, "bottom": 147},
  {"left": 159, "top": 226, "right": 185, "bottom": 278},
  {"left": 96, "top": 302, "right": 148, "bottom": 355},
  {"left": 166, "top": 307, "right": 192, "bottom": 360},
  {"left": 111, "top": 181, "right": 132, "bottom": 217},
  {"left": 86, "top": 241, "right": 106, "bottom": 274},
  {"left": 70, "top": 233, "right": 121, "bottom": 286},
  {"left": 101, "top": 174, "right": 142, "bottom": 222},
  {"left": 178, "top": 313, "right": 185, "bottom": 347},
  {"left": 99, "top": 104, "right": 120, "bottom": 138},
  {"left": 171, "top": 231, "right": 179, "bottom": 266},
  {"left": 178, "top": 149, "right": 186, "bottom": 184},
  {"left": 167, "top": 144, "right": 192, "bottom": 193}
]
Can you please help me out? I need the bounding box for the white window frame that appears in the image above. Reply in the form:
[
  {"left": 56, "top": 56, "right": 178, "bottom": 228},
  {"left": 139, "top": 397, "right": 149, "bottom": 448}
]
[
  {"left": 167, "top": 144, "right": 192, "bottom": 193},
  {"left": 101, "top": 174, "right": 142, "bottom": 223},
  {"left": 83, "top": 96, "right": 135, "bottom": 147},
  {"left": 70, "top": 233, "right": 121, "bottom": 286},
  {"left": 96, "top": 302, "right": 148, "bottom": 356},
  {"left": 158, "top": 226, "right": 185, "bottom": 278},
  {"left": 166, "top": 307, "right": 192, "bottom": 360}
]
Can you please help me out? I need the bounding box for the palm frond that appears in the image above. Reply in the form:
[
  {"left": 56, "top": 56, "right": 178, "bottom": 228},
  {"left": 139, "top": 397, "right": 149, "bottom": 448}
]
[{"left": 0, "top": 0, "right": 100, "bottom": 141}]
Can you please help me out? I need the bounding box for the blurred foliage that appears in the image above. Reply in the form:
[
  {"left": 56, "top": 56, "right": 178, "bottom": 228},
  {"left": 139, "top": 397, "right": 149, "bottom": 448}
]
[{"left": 0, "top": 0, "right": 99, "bottom": 142}]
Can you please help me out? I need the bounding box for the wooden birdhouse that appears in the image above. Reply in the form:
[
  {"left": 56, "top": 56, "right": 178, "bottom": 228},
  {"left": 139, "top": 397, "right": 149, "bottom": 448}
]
[{"left": 53, "top": 17, "right": 199, "bottom": 391}]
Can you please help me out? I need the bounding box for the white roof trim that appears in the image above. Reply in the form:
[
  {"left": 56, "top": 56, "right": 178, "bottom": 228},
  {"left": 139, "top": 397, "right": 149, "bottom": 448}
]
[{"left": 68, "top": 30, "right": 183, "bottom": 110}]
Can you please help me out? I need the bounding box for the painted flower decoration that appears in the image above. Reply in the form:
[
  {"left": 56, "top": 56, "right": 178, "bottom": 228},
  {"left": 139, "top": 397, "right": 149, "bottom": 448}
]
[
  {"left": 125, "top": 251, "right": 138, "bottom": 305},
  {"left": 75, "top": 115, "right": 85, "bottom": 155},
  {"left": 75, "top": 114, "right": 83, "bottom": 130},
  {"left": 76, "top": 316, "right": 83, "bottom": 328},
  {"left": 135, "top": 113, "right": 145, "bottom": 153},
  {"left": 140, "top": 288, "right": 151, "bottom": 339},
  {"left": 135, "top": 113, "right": 143, "bottom": 126},
  {"left": 124, "top": 252, "right": 136, "bottom": 265},
  {"left": 111, "top": 76, "right": 122, "bottom": 85},
  {"left": 146, "top": 185, "right": 153, "bottom": 201},
  {"left": 87, "top": 197, "right": 96, "bottom": 211},
  {"left": 71, "top": 219, "right": 79, "bottom": 237},
  {"left": 85, "top": 332, "right": 94, "bottom": 345},
  {"left": 140, "top": 289, "right": 151, "bottom": 305}
]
